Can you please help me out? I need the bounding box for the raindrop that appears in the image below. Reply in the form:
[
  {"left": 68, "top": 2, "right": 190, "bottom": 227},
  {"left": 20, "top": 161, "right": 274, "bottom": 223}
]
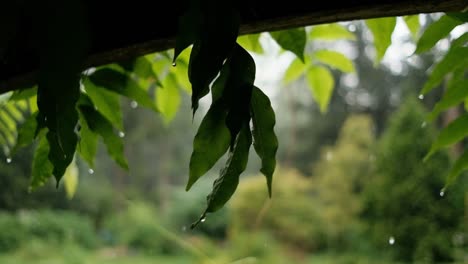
[
  {"left": 172, "top": 62, "right": 177, "bottom": 67},
  {"left": 6, "top": 158, "right": 12, "bottom": 164},
  {"left": 88, "top": 168, "right": 94, "bottom": 174},
  {"left": 326, "top": 151, "right": 333, "bottom": 161},
  {"left": 388, "top": 236, "right": 395, "bottom": 245},
  {"left": 439, "top": 189, "right": 445, "bottom": 197},
  {"left": 348, "top": 24, "right": 356, "bottom": 32},
  {"left": 182, "top": 226, "right": 187, "bottom": 232},
  {"left": 418, "top": 94, "right": 424, "bottom": 100},
  {"left": 118, "top": 131, "right": 125, "bottom": 138},
  {"left": 200, "top": 217, "right": 206, "bottom": 223},
  {"left": 130, "top": 101, "right": 138, "bottom": 109},
  {"left": 421, "top": 122, "right": 427, "bottom": 128}
]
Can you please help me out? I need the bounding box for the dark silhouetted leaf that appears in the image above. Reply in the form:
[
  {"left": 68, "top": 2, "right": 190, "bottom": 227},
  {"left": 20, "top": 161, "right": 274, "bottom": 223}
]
[
  {"left": 365, "top": 17, "right": 396, "bottom": 62},
  {"left": 251, "top": 87, "right": 278, "bottom": 196},
  {"left": 425, "top": 114, "right": 468, "bottom": 161},
  {"left": 188, "top": 5, "right": 240, "bottom": 113},
  {"left": 187, "top": 102, "right": 231, "bottom": 190},
  {"left": 191, "top": 125, "right": 252, "bottom": 228},
  {"left": 270, "top": 28, "right": 306, "bottom": 62},
  {"left": 30, "top": 135, "right": 53, "bottom": 190},
  {"left": 173, "top": 3, "right": 201, "bottom": 63},
  {"left": 79, "top": 105, "right": 128, "bottom": 170},
  {"left": 416, "top": 15, "right": 462, "bottom": 53}
]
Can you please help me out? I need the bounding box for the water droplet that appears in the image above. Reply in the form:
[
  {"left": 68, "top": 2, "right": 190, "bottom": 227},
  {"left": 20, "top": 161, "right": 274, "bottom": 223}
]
[
  {"left": 389, "top": 236, "right": 395, "bottom": 245},
  {"left": 421, "top": 122, "right": 427, "bottom": 128},
  {"left": 326, "top": 151, "right": 333, "bottom": 161},
  {"left": 118, "top": 131, "right": 125, "bottom": 138},
  {"left": 88, "top": 168, "right": 94, "bottom": 174},
  {"left": 439, "top": 189, "right": 445, "bottom": 197},
  {"left": 182, "top": 226, "right": 187, "bottom": 232},
  {"left": 130, "top": 101, "right": 138, "bottom": 109},
  {"left": 200, "top": 217, "right": 206, "bottom": 223},
  {"left": 418, "top": 94, "right": 424, "bottom": 100},
  {"left": 172, "top": 62, "right": 177, "bottom": 67},
  {"left": 6, "top": 158, "right": 12, "bottom": 163}
]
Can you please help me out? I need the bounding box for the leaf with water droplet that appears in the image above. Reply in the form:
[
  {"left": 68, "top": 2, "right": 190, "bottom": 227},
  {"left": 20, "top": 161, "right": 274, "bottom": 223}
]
[
  {"left": 251, "top": 87, "right": 278, "bottom": 197},
  {"left": 187, "top": 101, "right": 231, "bottom": 190},
  {"left": 79, "top": 104, "right": 128, "bottom": 170},
  {"left": 77, "top": 111, "right": 98, "bottom": 169},
  {"left": 88, "top": 68, "right": 157, "bottom": 112}
]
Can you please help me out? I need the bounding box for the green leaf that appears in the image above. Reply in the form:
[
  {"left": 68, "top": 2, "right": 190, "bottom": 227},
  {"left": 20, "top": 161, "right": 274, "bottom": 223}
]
[
  {"left": 425, "top": 114, "right": 468, "bottom": 161},
  {"left": 89, "top": 68, "right": 157, "bottom": 111},
  {"left": 157, "top": 73, "right": 181, "bottom": 125},
  {"left": 12, "top": 112, "right": 38, "bottom": 155},
  {"left": 270, "top": 28, "right": 306, "bottom": 62},
  {"left": 416, "top": 15, "right": 462, "bottom": 53},
  {"left": 365, "top": 17, "right": 396, "bottom": 63},
  {"left": 403, "top": 15, "right": 420, "bottom": 40},
  {"left": 306, "top": 65, "right": 335, "bottom": 113},
  {"left": 188, "top": 5, "right": 240, "bottom": 113},
  {"left": 206, "top": 125, "right": 251, "bottom": 213},
  {"left": 191, "top": 125, "right": 252, "bottom": 228},
  {"left": 446, "top": 12, "right": 468, "bottom": 23},
  {"left": 77, "top": 115, "right": 98, "bottom": 169},
  {"left": 427, "top": 79, "right": 468, "bottom": 121},
  {"left": 83, "top": 78, "right": 123, "bottom": 130},
  {"left": 63, "top": 159, "right": 79, "bottom": 199},
  {"left": 283, "top": 58, "right": 307, "bottom": 84},
  {"left": 421, "top": 46, "right": 468, "bottom": 95},
  {"left": 237, "top": 34, "right": 264, "bottom": 54},
  {"left": 79, "top": 105, "right": 128, "bottom": 170},
  {"left": 170, "top": 48, "right": 192, "bottom": 94},
  {"left": 314, "top": 50, "right": 355, "bottom": 73},
  {"left": 30, "top": 135, "right": 54, "bottom": 191},
  {"left": 445, "top": 149, "right": 468, "bottom": 188},
  {"left": 251, "top": 87, "right": 278, "bottom": 196},
  {"left": 187, "top": 102, "right": 231, "bottom": 190},
  {"left": 9, "top": 87, "right": 37, "bottom": 101},
  {"left": 309, "top": 23, "right": 356, "bottom": 41}
]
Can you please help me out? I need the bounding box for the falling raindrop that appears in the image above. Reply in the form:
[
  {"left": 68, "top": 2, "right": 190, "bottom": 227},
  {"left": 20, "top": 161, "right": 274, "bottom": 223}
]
[
  {"left": 118, "top": 131, "right": 125, "bottom": 138},
  {"left": 418, "top": 94, "right": 424, "bottom": 100},
  {"left": 172, "top": 62, "right": 177, "bottom": 67},
  {"left": 200, "top": 217, "right": 206, "bottom": 223},
  {"left": 439, "top": 189, "right": 445, "bottom": 197},
  {"left": 88, "top": 168, "right": 94, "bottom": 174},
  {"left": 421, "top": 122, "right": 427, "bottom": 128},
  {"left": 388, "top": 236, "right": 395, "bottom": 245},
  {"left": 6, "top": 158, "right": 12, "bottom": 164},
  {"left": 182, "top": 226, "right": 187, "bottom": 232},
  {"left": 326, "top": 151, "right": 333, "bottom": 161},
  {"left": 130, "top": 101, "right": 138, "bottom": 109}
]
